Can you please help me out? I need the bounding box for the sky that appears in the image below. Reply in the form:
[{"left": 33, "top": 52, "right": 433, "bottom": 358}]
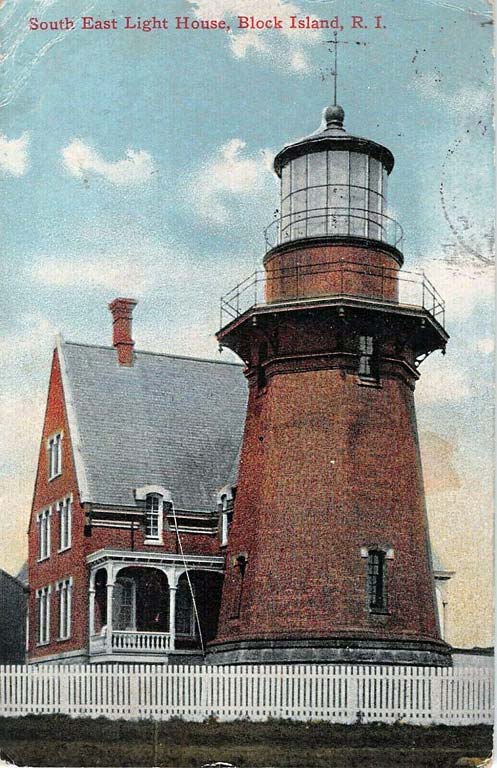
[{"left": 0, "top": 0, "right": 494, "bottom": 648}]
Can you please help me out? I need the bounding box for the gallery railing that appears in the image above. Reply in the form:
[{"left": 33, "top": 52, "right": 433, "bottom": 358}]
[
  {"left": 264, "top": 204, "right": 404, "bottom": 251},
  {"left": 220, "top": 259, "right": 445, "bottom": 330}
]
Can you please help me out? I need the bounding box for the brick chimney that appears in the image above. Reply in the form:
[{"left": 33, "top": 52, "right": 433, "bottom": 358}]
[{"left": 108, "top": 298, "right": 138, "bottom": 366}]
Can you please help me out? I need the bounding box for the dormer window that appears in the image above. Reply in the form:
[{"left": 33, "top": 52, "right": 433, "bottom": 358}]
[
  {"left": 217, "top": 485, "right": 236, "bottom": 547},
  {"left": 48, "top": 432, "right": 62, "bottom": 480},
  {"left": 135, "top": 485, "right": 172, "bottom": 545},
  {"left": 145, "top": 494, "right": 162, "bottom": 542}
]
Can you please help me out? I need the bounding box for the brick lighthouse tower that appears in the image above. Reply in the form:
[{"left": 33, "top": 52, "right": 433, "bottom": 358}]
[{"left": 208, "top": 100, "right": 451, "bottom": 666}]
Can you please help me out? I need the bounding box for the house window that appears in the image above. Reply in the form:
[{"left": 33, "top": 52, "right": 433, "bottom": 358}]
[
  {"left": 57, "top": 496, "right": 72, "bottom": 551},
  {"left": 57, "top": 578, "right": 72, "bottom": 640},
  {"left": 36, "top": 586, "right": 51, "bottom": 645},
  {"left": 145, "top": 494, "right": 163, "bottom": 543},
  {"left": 48, "top": 433, "right": 62, "bottom": 480},
  {"left": 358, "top": 335, "right": 376, "bottom": 379},
  {"left": 113, "top": 577, "right": 136, "bottom": 630},
  {"left": 37, "top": 508, "right": 51, "bottom": 560},
  {"left": 176, "top": 579, "right": 196, "bottom": 636},
  {"left": 219, "top": 491, "right": 235, "bottom": 547},
  {"left": 367, "top": 549, "right": 387, "bottom": 612}
]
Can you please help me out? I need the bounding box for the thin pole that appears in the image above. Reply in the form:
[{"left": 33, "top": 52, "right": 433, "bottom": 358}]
[{"left": 334, "top": 31, "right": 338, "bottom": 105}]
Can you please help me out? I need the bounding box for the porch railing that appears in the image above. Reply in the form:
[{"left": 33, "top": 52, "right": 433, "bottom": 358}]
[
  {"left": 90, "top": 631, "right": 172, "bottom": 655},
  {"left": 112, "top": 631, "right": 172, "bottom": 652}
]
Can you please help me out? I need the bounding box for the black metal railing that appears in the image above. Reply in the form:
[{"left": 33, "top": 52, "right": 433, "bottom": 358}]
[
  {"left": 220, "top": 259, "right": 445, "bottom": 330},
  {"left": 264, "top": 205, "right": 404, "bottom": 251}
]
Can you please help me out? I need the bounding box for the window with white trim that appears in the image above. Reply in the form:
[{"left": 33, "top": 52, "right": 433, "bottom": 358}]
[
  {"left": 57, "top": 496, "right": 72, "bottom": 551},
  {"left": 48, "top": 433, "right": 63, "bottom": 480},
  {"left": 57, "top": 577, "right": 72, "bottom": 640},
  {"left": 145, "top": 494, "right": 163, "bottom": 543},
  {"left": 36, "top": 585, "right": 51, "bottom": 645},
  {"left": 37, "top": 508, "right": 51, "bottom": 560},
  {"left": 219, "top": 493, "right": 235, "bottom": 547}
]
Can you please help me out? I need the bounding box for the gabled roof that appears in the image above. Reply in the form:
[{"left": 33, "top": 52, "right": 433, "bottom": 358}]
[{"left": 58, "top": 340, "right": 247, "bottom": 511}]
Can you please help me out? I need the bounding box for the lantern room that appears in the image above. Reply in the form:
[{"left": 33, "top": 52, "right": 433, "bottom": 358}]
[{"left": 267, "top": 104, "right": 401, "bottom": 250}]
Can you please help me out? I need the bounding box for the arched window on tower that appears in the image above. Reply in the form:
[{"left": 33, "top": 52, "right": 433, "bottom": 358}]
[
  {"left": 367, "top": 549, "right": 387, "bottom": 612},
  {"left": 358, "top": 335, "right": 378, "bottom": 380}
]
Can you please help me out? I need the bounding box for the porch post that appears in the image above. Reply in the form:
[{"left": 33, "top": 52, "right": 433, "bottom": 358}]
[
  {"left": 106, "top": 576, "right": 115, "bottom": 653},
  {"left": 168, "top": 581, "right": 178, "bottom": 651},
  {"left": 88, "top": 571, "right": 96, "bottom": 637}
]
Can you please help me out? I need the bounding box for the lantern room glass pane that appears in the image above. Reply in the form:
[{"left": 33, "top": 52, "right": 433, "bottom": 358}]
[
  {"left": 368, "top": 158, "right": 382, "bottom": 195},
  {"left": 291, "top": 190, "right": 307, "bottom": 239},
  {"left": 281, "top": 163, "right": 291, "bottom": 200},
  {"left": 328, "top": 150, "right": 349, "bottom": 186},
  {"left": 350, "top": 152, "right": 367, "bottom": 189},
  {"left": 349, "top": 153, "right": 367, "bottom": 236},
  {"left": 291, "top": 155, "right": 307, "bottom": 193},
  {"left": 307, "top": 152, "right": 327, "bottom": 188},
  {"left": 367, "top": 190, "right": 383, "bottom": 240},
  {"left": 328, "top": 151, "right": 349, "bottom": 234},
  {"left": 307, "top": 152, "right": 327, "bottom": 236}
]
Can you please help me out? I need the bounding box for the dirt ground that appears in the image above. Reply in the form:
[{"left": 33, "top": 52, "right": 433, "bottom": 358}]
[{"left": 0, "top": 715, "right": 493, "bottom": 767}]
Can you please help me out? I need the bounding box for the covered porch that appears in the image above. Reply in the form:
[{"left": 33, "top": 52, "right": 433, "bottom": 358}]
[{"left": 87, "top": 549, "right": 224, "bottom": 663}]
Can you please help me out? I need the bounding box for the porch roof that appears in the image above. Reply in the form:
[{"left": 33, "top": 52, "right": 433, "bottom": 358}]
[
  {"left": 59, "top": 339, "right": 247, "bottom": 510},
  {"left": 87, "top": 548, "right": 225, "bottom": 572}
]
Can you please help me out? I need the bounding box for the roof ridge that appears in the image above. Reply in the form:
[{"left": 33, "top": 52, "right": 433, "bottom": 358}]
[{"left": 63, "top": 341, "right": 243, "bottom": 367}]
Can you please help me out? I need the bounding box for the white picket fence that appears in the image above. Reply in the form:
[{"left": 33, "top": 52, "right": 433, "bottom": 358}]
[{"left": 0, "top": 664, "right": 493, "bottom": 725}]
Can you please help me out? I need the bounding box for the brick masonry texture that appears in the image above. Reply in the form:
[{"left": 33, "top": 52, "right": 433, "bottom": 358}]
[{"left": 214, "top": 241, "right": 443, "bottom": 655}]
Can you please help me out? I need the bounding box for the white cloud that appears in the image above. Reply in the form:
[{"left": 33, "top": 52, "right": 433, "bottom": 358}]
[
  {"left": 475, "top": 337, "right": 494, "bottom": 355},
  {"left": 415, "top": 356, "right": 472, "bottom": 405},
  {"left": 412, "top": 77, "right": 491, "bottom": 118},
  {"left": 419, "top": 259, "right": 494, "bottom": 322},
  {"left": 30, "top": 254, "right": 155, "bottom": 295},
  {"left": 189, "top": 138, "right": 274, "bottom": 224},
  {"left": 0, "top": 131, "right": 29, "bottom": 175},
  {"left": 187, "top": 0, "right": 321, "bottom": 72},
  {"left": 61, "top": 140, "right": 155, "bottom": 186}
]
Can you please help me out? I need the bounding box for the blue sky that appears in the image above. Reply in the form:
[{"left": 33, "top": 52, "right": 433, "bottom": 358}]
[{"left": 0, "top": 0, "right": 494, "bottom": 646}]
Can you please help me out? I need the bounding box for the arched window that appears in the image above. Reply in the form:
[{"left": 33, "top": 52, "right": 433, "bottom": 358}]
[
  {"left": 135, "top": 486, "right": 172, "bottom": 546},
  {"left": 145, "top": 494, "right": 162, "bottom": 542}
]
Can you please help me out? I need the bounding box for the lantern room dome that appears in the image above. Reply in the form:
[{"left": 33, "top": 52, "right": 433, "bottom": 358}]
[{"left": 273, "top": 104, "right": 395, "bottom": 177}]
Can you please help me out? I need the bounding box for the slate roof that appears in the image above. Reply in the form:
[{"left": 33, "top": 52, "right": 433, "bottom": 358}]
[{"left": 60, "top": 341, "right": 247, "bottom": 511}]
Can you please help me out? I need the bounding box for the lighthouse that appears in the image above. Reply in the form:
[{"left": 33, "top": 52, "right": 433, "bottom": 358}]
[{"left": 208, "top": 101, "right": 451, "bottom": 666}]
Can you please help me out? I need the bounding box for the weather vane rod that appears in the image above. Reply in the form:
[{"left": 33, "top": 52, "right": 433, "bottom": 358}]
[{"left": 323, "top": 33, "right": 367, "bottom": 106}]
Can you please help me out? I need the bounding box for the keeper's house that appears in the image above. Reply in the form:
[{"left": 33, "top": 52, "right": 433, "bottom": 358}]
[{"left": 27, "top": 299, "right": 246, "bottom": 664}]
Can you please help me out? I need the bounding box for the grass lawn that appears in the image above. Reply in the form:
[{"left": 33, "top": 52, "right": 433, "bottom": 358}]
[{"left": 0, "top": 716, "right": 492, "bottom": 767}]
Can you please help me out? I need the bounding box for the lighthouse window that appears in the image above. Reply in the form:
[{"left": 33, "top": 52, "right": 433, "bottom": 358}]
[
  {"left": 367, "top": 550, "right": 387, "bottom": 612},
  {"left": 358, "top": 335, "right": 376, "bottom": 379}
]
